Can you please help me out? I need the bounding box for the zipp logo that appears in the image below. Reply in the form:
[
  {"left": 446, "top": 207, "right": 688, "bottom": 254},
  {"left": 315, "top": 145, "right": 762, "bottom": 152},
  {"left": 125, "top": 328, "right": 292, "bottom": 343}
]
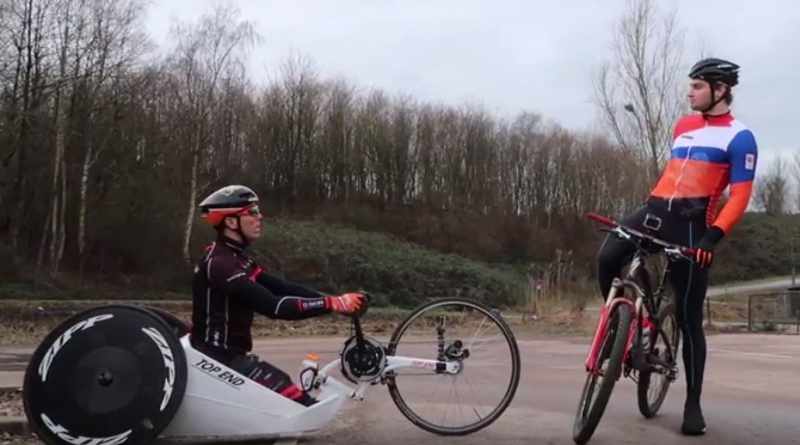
[
  {"left": 141, "top": 327, "right": 176, "bottom": 411},
  {"left": 41, "top": 413, "right": 132, "bottom": 445},
  {"left": 39, "top": 314, "right": 115, "bottom": 382}
]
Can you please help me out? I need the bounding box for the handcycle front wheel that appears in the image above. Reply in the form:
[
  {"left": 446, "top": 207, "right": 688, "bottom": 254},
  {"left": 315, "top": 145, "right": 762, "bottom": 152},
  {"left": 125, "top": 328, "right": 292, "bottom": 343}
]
[
  {"left": 573, "top": 304, "right": 632, "bottom": 445},
  {"left": 385, "top": 298, "right": 521, "bottom": 436}
]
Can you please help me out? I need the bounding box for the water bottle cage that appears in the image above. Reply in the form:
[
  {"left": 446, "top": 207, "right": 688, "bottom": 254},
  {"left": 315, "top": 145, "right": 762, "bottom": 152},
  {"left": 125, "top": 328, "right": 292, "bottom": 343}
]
[{"left": 299, "top": 367, "right": 319, "bottom": 392}]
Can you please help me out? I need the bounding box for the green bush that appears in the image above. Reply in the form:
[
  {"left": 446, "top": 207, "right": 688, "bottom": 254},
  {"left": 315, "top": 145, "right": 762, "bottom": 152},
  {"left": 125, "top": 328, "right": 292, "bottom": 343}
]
[
  {"left": 713, "top": 213, "right": 800, "bottom": 284},
  {"left": 257, "top": 219, "right": 526, "bottom": 308},
  {"left": 0, "top": 243, "right": 19, "bottom": 279}
]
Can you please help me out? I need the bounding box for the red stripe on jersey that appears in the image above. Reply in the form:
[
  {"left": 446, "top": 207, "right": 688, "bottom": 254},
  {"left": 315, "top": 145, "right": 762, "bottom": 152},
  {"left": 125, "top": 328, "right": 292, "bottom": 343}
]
[
  {"left": 248, "top": 266, "right": 264, "bottom": 282},
  {"left": 650, "top": 159, "right": 730, "bottom": 199}
]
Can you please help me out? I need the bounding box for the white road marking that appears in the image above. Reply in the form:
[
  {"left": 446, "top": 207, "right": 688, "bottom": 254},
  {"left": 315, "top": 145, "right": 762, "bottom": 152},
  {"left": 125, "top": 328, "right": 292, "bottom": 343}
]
[{"left": 711, "top": 348, "right": 795, "bottom": 360}]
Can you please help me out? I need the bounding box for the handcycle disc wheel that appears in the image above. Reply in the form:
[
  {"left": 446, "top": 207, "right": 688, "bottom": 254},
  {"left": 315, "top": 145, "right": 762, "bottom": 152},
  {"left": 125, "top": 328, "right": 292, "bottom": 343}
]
[
  {"left": 386, "top": 298, "right": 521, "bottom": 436},
  {"left": 573, "top": 304, "right": 631, "bottom": 445},
  {"left": 23, "top": 305, "right": 188, "bottom": 445},
  {"left": 638, "top": 303, "right": 679, "bottom": 418}
]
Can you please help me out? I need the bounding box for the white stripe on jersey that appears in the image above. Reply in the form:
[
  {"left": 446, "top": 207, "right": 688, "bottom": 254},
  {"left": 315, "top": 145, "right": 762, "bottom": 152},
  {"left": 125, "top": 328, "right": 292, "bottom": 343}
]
[
  {"left": 674, "top": 120, "right": 748, "bottom": 151},
  {"left": 204, "top": 243, "right": 217, "bottom": 344},
  {"left": 224, "top": 296, "right": 229, "bottom": 349},
  {"left": 205, "top": 258, "right": 213, "bottom": 343}
]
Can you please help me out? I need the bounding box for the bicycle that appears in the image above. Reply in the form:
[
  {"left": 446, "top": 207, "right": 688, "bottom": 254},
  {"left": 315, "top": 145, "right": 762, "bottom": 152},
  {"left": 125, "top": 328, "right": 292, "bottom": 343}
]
[
  {"left": 24, "top": 297, "right": 521, "bottom": 445},
  {"left": 572, "top": 212, "right": 694, "bottom": 444}
]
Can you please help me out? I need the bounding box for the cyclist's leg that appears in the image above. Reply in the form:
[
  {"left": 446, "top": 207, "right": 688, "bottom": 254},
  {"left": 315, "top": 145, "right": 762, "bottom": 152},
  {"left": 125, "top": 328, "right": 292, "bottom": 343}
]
[
  {"left": 597, "top": 236, "right": 635, "bottom": 298},
  {"left": 230, "top": 354, "right": 317, "bottom": 406},
  {"left": 597, "top": 206, "right": 649, "bottom": 298},
  {"left": 669, "top": 260, "right": 709, "bottom": 396},
  {"left": 668, "top": 248, "right": 709, "bottom": 434}
]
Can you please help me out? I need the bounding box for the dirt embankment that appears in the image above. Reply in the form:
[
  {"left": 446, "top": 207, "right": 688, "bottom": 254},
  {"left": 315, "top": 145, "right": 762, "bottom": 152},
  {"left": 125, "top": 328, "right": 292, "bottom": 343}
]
[{"left": 0, "top": 298, "right": 608, "bottom": 347}]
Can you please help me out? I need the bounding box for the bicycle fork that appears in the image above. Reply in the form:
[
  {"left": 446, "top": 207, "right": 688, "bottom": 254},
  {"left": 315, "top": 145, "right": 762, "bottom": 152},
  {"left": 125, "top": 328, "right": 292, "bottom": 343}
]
[{"left": 584, "top": 279, "right": 636, "bottom": 375}]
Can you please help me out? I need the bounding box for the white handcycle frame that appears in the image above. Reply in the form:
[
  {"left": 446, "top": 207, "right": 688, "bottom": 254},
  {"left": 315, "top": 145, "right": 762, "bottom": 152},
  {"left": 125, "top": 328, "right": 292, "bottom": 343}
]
[{"left": 160, "top": 335, "right": 460, "bottom": 442}]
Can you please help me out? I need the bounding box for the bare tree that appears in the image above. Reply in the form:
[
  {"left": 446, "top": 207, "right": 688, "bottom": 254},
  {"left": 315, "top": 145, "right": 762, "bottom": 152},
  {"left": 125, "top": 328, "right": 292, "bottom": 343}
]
[
  {"left": 76, "top": 0, "right": 149, "bottom": 273},
  {"left": 595, "top": 0, "right": 686, "bottom": 180},
  {"left": 754, "top": 157, "right": 789, "bottom": 216},
  {"left": 793, "top": 152, "right": 800, "bottom": 213},
  {"left": 0, "top": 1, "right": 665, "bottom": 283},
  {"left": 279, "top": 54, "right": 322, "bottom": 205},
  {"left": 319, "top": 78, "right": 356, "bottom": 203},
  {"left": 168, "top": 4, "right": 257, "bottom": 263},
  {"left": 3, "top": 0, "right": 54, "bottom": 254},
  {"left": 38, "top": 0, "right": 77, "bottom": 275}
]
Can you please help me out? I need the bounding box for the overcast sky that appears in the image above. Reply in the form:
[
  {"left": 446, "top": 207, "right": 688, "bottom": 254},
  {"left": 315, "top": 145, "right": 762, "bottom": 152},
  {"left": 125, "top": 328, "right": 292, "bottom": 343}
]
[{"left": 144, "top": 0, "right": 798, "bottom": 169}]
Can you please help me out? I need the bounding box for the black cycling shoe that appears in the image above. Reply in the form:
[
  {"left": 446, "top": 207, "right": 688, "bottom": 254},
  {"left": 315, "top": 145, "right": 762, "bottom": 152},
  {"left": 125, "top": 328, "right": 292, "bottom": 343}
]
[
  {"left": 681, "top": 401, "right": 707, "bottom": 436},
  {"left": 297, "top": 392, "right": 319, "bottom": 407}
]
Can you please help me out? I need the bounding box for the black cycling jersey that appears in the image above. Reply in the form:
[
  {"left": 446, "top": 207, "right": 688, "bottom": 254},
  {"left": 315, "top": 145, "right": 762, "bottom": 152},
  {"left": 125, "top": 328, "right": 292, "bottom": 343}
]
[{"left": 191, "top": 235, "right": 331, "bottom": 361}]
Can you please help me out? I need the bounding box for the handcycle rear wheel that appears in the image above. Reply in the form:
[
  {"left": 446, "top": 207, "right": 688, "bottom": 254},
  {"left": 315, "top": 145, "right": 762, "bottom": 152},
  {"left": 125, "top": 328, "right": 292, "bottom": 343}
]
[{"left": 23, "top": 305, "right": 187, "bottom": 445}]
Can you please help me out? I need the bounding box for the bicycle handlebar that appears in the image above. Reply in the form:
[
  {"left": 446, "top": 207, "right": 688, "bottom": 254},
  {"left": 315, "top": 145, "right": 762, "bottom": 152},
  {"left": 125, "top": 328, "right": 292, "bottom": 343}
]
[
  {"left": 350, "top": 291, "right": 372, "bottom": 348},
  {"left": 585, "top": 212, "right": 618, "bottom": 227},
  {"left": 585, "top": 212, "right": 696, "bottom": 259}
]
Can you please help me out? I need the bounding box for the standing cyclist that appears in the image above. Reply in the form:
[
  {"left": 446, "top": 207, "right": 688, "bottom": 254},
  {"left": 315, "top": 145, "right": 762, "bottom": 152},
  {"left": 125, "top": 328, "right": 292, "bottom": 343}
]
[
  {"left": 191, "top": 185, "right": 367, "bottom": 406},
  {"left": 597, "top": 58, "right": 757, "bottom": 435}
]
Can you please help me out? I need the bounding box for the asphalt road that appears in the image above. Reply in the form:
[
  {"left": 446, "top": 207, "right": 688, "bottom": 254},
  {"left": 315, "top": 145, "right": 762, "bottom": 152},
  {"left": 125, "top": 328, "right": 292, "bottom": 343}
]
[
  {"left": 263, "top": 333, "right": 800, "bottom": 445},
  {"left": 707, "top": 276, "right": 798, "bottom": 297},
  {"left": 3, "top": 333, "right": 799, "bottom": 445}
]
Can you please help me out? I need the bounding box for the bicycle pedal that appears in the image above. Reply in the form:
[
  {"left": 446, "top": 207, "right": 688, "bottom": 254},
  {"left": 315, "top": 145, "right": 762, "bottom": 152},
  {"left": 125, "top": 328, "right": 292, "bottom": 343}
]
[
  {"left": 666, "top": 366, "right": 679, "bottom": 381},
  {"left": 629, "top": 347, "right": 651, "bottom": 372}
]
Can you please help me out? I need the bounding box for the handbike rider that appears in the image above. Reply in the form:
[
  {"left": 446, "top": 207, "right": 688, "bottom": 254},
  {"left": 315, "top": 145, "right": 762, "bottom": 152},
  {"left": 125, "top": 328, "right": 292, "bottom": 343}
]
[{"left": 191, "top": 185, "right": 367, "bottom": 406}]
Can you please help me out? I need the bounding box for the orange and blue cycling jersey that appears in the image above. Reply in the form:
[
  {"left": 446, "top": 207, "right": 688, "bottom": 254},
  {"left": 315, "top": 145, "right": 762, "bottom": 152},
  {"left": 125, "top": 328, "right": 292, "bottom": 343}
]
[{"left": 650, "top": 113, "right": 757, "bottom": 235}]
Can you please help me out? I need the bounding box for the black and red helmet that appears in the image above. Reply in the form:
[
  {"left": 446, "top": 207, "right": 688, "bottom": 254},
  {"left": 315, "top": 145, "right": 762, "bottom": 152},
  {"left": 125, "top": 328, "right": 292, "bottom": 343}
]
[{"left": 198, "top": 185, "right": 259, "bottom": 226}]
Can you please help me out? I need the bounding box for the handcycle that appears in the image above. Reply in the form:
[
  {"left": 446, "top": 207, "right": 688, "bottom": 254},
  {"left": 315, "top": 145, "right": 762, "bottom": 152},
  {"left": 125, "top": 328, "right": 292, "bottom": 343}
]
[
  {"left": 23, "top": 296, "right": 521, "bottom": 445},
  {"left": 572, "top": 212, "right": 694, "bottom": 444}
]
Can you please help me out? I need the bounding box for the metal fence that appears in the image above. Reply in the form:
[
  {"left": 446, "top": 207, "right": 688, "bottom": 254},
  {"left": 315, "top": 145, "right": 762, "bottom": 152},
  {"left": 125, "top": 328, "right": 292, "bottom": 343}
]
[{"left": 747, "top": 290, "right": 800, "bottom": 333}]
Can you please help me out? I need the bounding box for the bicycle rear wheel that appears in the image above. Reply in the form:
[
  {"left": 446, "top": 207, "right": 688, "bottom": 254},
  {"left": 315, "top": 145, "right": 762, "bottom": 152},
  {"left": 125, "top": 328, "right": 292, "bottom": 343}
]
[
  {"left": 386, "top": 298, "right": 520, "bottom": 436},
  {"left": 637, "top": 303, "right": 679, "bottom": 418},
  {"left": 572, "top": 304, "right": 631, "bottom": 445}
]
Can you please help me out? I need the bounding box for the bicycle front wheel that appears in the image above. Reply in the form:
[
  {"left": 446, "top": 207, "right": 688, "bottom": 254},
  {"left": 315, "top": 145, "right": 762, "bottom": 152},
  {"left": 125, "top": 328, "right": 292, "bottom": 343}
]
[
  {"left": 573, "top": 304, "right": 631, "bottom": 445},
  {"left": 385, "top": 298, "right": 521, "bottom": 436}
]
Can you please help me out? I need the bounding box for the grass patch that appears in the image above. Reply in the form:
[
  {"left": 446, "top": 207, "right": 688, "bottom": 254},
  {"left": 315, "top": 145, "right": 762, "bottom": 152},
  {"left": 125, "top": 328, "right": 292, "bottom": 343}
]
[
  {"left": 0, "top": 281, "right": 189, "bottom": 301},
  {"left": 1, "top": 218, "right": 527, "bottom": 310},
  {"left": 0, "top": 298, "right": 600, "bottom": 347},
  {"left": 256, "top": 218, "right": 527, "bottom": 308},
  {"left": 0, "top": 300, "right": 417, "bottom": 346}
]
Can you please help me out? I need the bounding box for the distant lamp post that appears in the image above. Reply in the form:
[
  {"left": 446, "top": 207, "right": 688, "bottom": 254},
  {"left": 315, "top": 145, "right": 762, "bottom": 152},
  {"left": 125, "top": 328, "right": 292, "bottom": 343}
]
[
  {"left": 623, "top": 103, "right": 642, "bottom": 134},
  {"left": 793, "top": 227, "right": 797, "bottom": 286},
  {"left": 623, "top": 102, "right": 659, "bottom": 178}
]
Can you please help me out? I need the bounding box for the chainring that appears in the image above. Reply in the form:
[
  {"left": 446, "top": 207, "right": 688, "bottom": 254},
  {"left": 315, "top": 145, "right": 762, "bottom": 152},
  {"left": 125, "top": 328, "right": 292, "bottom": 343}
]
[{"left": 340, "top": 335, "right": 386, "bottom": 384}]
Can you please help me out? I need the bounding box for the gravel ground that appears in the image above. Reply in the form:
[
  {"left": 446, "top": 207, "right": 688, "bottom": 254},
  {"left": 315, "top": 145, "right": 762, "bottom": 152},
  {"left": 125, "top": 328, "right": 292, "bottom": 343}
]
[
  {"left": 0, "top": 390, "right": 35, "bottom": 445},
  {"left": 0, "top": 391, "right": 23, "bottom": 418},
  {"left": 0, "top": 432, "right": 39, "bottom": 445}
]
